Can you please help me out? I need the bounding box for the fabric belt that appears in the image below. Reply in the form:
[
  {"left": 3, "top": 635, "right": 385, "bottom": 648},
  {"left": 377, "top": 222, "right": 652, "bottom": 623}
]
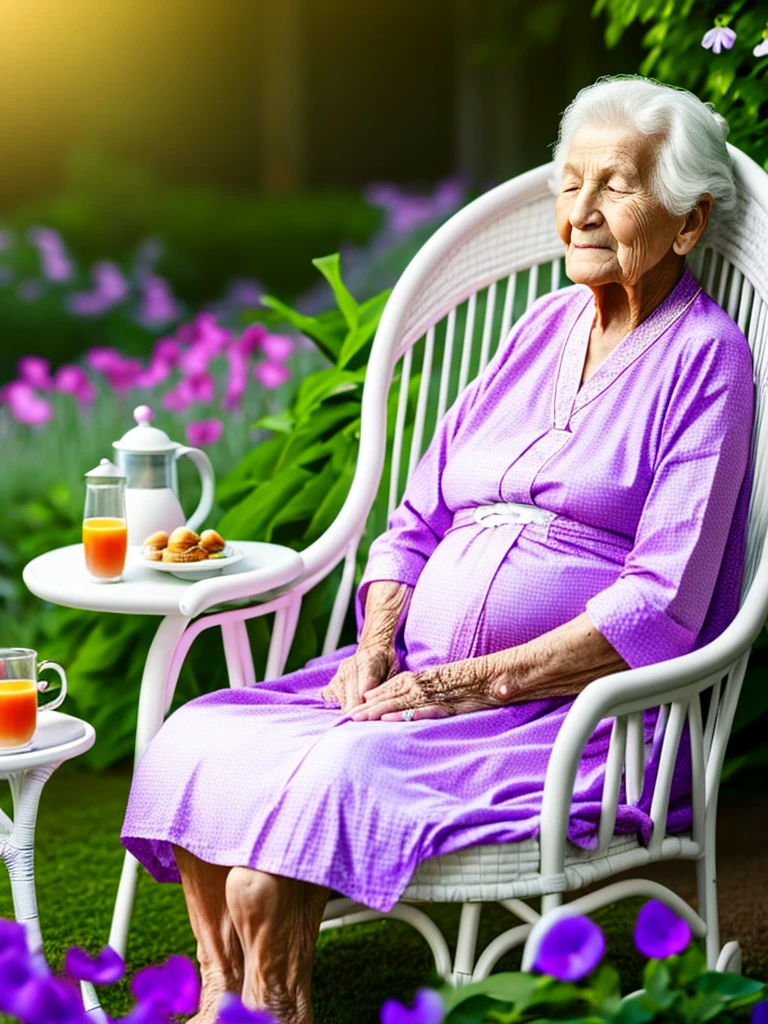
[
  {"left": 449, "top": 502, "right": 634, "bottom": 557},
  {"left": 470, "top": 501, "right": 557, "bottom": 529}
]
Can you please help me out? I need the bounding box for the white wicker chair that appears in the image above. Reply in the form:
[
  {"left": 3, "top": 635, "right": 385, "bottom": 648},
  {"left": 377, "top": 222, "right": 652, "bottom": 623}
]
[{"left": 106, "top": 144, "right": 768, "bottom": 987}]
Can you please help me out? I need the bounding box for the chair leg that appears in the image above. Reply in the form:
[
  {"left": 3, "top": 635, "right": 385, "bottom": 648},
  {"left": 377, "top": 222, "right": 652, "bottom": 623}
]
[
  {"left": 696, "top": 844, "right": 721, "bottom": 968},
  {"left": 222, "top": 620, "right": 250, "bottom": 688},
  {"left": 264, "top": 595, "right": 302, "bottom": 681},
  {"left": 452, "top": 903, "right": 483, "bottom": 986}
]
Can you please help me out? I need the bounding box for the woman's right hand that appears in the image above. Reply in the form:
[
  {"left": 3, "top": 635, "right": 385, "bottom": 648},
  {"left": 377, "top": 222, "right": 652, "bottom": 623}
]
[{"left": 321, "top": 643, "right": 399, "bottom": 712}]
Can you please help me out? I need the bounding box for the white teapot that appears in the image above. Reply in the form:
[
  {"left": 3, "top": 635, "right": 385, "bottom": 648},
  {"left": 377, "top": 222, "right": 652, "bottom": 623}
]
[{"left": 113, "top": 405, "right": 215, "bottom": 545}]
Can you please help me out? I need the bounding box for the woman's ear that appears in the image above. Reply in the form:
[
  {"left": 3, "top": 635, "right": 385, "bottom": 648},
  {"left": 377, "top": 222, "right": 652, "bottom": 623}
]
[{"left": 673, "top": 193, "right": 714, "bottom": 255}]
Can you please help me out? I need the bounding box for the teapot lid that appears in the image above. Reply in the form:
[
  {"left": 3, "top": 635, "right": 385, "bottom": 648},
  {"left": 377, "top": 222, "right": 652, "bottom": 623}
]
[
  {"left": 85, "top": 458, "right": 125, "bottom": 481},
  {"left": 113, "top": 406, "right": 177, "bottom": 453}
]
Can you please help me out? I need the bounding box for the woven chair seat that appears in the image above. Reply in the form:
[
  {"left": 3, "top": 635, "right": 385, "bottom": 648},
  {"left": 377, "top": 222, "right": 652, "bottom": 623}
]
[{"left": 401, "top": 832, "right": 696, "bottom": 903}]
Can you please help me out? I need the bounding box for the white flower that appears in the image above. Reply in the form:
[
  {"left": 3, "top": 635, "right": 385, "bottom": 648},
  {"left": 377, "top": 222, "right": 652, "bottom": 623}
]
[
  {"left": 754, "top": 37, "right": 768, "bottom": 58},
  {"left": 701, "top": 26, "right": 737, "bottom": 54}
]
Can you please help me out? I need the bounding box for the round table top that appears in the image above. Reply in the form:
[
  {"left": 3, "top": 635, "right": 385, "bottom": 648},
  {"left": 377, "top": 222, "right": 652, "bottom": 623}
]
[
  {"left": 23, "top": 542, "right": 304, "bottom": 617},
  {"left": 0, "top": 711, "right": 95, "bottom": 776}
]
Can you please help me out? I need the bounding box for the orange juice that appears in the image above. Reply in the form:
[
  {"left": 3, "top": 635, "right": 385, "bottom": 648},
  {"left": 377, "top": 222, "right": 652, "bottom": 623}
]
[
  {"left": 83, "top": 517, "right": 128, "bottom": 579},
  {"left": 0, "top": 680, "right": 37, "bottom": 749}
]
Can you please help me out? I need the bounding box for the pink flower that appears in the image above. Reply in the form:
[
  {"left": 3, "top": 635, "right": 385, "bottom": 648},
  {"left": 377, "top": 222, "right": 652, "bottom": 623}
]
[
  {"left": 27, "top": 227, "right": 73, "bottom": 282},
  {"left": 18, "top": 356, "right": 54, "bottom": 390},
  {"left": 236, "top": 324, "right": 267, "bottom": 356},
  {"left": 186, "top": 418, "right": 223, "bottom": 447},
  {"left": 55, "top": 364, "right": 97, "bottom": 406},
  {"left": 135, "top": 356, "right": 173, "bottom": 389},
  {"left": 162, "top": 380, "right": 194, "bottom": 413},
  {"left": 104, "top": 357, "right": 143, "bottom": 396},
  {"left": 254, "top": 361, "right": 291, "bottom": 389},
  {"left": 222, "top": 350, "right": 248, "bottom": 411},
  {"left": 153, "top": 338, "right": 182, "bottom": 366},
  {"left": 188, "top": 373, "right": 216, "bottom": 403},
  {"left": 86, "top": 347, "right": 124, "bottom": 373},
  {"left": 2, "top": 381, "right": 54, "bottom": 425},
  {"left": 259, "top": 334, "right": 294, "bottom": 362},
  {"left": 702, "top": 26, "right": 736, "bottom": 53}
]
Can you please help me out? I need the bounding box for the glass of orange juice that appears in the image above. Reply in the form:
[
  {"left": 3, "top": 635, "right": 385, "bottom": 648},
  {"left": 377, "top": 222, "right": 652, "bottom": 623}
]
[
  {"left": 83, "top": 459, "right": 128, "bottom": 583},
  {"left": 0, "top": 649, "right": 68, "bottom": 753}
]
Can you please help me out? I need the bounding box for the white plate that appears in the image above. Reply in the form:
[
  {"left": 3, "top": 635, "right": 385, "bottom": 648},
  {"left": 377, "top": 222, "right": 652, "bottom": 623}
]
[{"left": 139, "top": 545, "right": 245, "bottom": 581}]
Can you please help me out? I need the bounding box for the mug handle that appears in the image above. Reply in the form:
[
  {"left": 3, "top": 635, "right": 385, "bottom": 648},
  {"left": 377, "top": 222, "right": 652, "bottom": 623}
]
[
  {"left": 175, "top": 445, "right": 215, "bottom": 534},
  {"left": 36, "top": 661, "right": 68, "bottom": 712}
]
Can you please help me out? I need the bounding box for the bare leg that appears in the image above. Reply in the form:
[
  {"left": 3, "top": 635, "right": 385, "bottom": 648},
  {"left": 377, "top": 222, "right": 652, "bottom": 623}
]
[
  {"left": 173, "top": 845, "right": 244, "bottom": 1024},
  {"left": 225, "top": 867, "right": 330, "bottom": 1024}
]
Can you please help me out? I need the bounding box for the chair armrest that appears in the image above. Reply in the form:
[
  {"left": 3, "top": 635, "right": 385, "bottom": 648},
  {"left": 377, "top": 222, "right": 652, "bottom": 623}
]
[
  {"left": 537, "top": 562, "right": 768, "bottom": 878},
  {"left": 179, "top": 545, "right": 304, "bottom": 618}
]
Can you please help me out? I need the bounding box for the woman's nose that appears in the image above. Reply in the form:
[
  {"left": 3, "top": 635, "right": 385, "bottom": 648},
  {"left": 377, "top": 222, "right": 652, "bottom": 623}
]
[{"left": 569, "top": 187, "right": 603, "bottom": 229}]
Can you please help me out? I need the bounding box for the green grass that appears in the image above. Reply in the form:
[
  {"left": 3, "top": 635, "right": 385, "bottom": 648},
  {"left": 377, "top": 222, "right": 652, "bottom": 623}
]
[{"left": 0, "top": 764, "right": 723, "bottom": 1021}]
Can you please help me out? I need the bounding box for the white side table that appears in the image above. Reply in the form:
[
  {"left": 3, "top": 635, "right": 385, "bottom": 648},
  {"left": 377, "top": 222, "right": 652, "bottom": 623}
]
[
  {"left": 0, "top": 712, "right": 95, "bottom": 953},
  {"left": 22, "top": 541, "right": 304, "bottom": 973}
]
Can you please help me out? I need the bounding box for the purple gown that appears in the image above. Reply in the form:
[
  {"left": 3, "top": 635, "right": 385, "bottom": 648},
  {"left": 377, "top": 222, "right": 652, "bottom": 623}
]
[{"left": 121, "top": 268, "right": 754, "bottom": 912}]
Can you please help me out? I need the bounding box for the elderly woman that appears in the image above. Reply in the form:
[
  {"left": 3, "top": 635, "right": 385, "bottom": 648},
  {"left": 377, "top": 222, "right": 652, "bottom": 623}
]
[{"left": 122, "top": 76, "right": 754, "bottom": 1023}]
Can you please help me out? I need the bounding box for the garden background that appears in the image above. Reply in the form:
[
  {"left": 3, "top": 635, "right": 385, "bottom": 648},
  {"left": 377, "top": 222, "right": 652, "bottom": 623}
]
[{"left": 1, "top": 0, "right": 767, "bottom": 1020}]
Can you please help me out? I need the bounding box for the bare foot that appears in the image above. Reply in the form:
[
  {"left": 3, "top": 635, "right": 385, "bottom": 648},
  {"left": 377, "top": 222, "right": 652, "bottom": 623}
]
[{"left": 183, "top": 969, "right": 242, "bottom": 1024}]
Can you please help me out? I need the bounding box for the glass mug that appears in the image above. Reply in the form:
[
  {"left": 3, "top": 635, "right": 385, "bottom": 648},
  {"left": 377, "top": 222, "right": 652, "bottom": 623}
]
[
  {"left": 83, "top": 462, "right": 128, "bottom": 583},
  {"left": 0, "top": 648, "right": 68, "bottom": 753}
]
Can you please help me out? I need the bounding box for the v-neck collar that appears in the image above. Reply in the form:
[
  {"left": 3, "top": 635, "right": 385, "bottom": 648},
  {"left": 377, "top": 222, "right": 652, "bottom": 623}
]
[{"left": 553, "top": 267, "right": 702, "bottom": 428}]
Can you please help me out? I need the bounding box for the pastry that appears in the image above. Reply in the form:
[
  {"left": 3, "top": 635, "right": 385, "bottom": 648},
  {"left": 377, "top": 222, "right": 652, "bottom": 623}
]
[
  {"left": 143, "top": 531, "right": 169, "bottom": 561},
  {"left": 166, "top": 527, "right": 200, "bottom": 554},
  {"left": 162, "top": 545, "right": 208, "bottom": 563},
  {"left": 199, "top": 529, "right": 225, "bottom": 555}
]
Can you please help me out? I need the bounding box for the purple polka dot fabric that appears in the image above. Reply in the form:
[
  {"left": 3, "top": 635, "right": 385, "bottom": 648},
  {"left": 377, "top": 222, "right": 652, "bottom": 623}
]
[{"left": 122, "top": 268, "right": 754, "bottom": 912}]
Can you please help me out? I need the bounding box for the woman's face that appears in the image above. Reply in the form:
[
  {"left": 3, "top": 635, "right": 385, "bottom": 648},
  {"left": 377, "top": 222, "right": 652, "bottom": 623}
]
[{"left": 555, "top": 124, "right": 687, "bottom": 290}]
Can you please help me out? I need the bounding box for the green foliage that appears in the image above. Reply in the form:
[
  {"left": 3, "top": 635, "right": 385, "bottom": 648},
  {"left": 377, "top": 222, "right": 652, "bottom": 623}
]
[
  {"left": 438, "top": 945, "right": 765, "bottom": 1022},
  {"left": 593, "top": 0, "right": 768, "bottom": 170},
  {"left": 216, "top": 255, "right": 398, "bottom": 666}
]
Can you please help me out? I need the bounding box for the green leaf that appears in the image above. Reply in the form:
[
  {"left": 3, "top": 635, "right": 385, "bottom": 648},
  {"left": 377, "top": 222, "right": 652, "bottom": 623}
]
[
  {"left": 303, "top": 446, "right": 357, "bottom": 543},
  {"left": 293, "top": 367, "right": 366, "bottom": 418},
  {"left": 217, "top": 466, "right": 313, "bottom": 540},
  {"left": 253, "top": 410, "right": 296, "bottom": 434},
  {"left": 643, "top": 959, "right": 676, "bottom": 1010},
  {"left": 311, "top": 253, "right": 360, "bottom": 329},
  {"left": 259, "top": 295, "right": 343, "bottom": 362},
  {"left": 692, "top": 971, "right": 765, "bottom": 1001},
  {"left": 440, "top": 973, "right": 539, "bottom": 1014},
  {"left": 442, "top": 994, "right": 500, "bottom": 1023},
  {"left": 611, "top": 992, "right": 655, "bottom": 1024}
]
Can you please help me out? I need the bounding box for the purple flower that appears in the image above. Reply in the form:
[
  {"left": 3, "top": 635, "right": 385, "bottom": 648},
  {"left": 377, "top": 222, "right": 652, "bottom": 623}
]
[
  {"left": 133, "top": 237, "right": 163, "bottom": 283},
  {"left": 17, "top": 279, "right": 44, "bottom": 302},
  {"left": 131, "top": 955, "right": 200, "bottom": 1016},
  {"left": 152, "top": 338, "right": 182, "bottom": 366},
  {"left": 2, "top": 381, "right": 54, "bottom": 425},
  {"left": 380, "top": 988, "right": 444, "bottom": 1024},
  {"left": 86, "top": 346, "right": 124, "bottom": 372},
  {"left": 65, "top": 944, "right": 124, "bottom": 985},
  {"left": 634, "top": 900, "right": 691, "bottom": 959},
  {"left": 752, "top": 1000, "right": 768, "bottom": 1024},
  {"left": 702, "top": 26, "right": 736, "bottom": 53},
  {"left": 27, "top": 227, "right": 73, "bottom": 283},
  {"left": 259, "top": 334, "right": 294, "bottom": 362},
  {"left": 216, "top": 992, "right": 278, "bottom": 1023},
  {"left": 534, "top": 915, "right": 606, "bottom": 981},
  {"left": 0, "top": 953, "right": 88, "bottom": 1024},
  {"left": 0, "top": 920, "right": 27, "bottom": 958},
  {"left": 18, "top": 356, "right": 54, "bottom": 390},
  {"left": 254, "top": 361, "right": 291, "bottom": 390},
  {"left": 137, "top": 275, "right": 180, "bottom": 326},
  {"left": 186, "top": 418, "right": 223, "bottom": 446},
  {"left": 228, "top": 278, "right": 264, "bottom": 308}
]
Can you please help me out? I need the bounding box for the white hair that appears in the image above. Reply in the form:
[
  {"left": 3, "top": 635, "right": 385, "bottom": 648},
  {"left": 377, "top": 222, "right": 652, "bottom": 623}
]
[{"left": 550, "top": 75, "right": 737, "bottom": 217}]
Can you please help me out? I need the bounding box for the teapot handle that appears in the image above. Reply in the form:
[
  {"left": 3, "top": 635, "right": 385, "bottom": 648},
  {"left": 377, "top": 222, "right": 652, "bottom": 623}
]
[{"left": 175, "top": 446, "right": 215, "bottom": 533}]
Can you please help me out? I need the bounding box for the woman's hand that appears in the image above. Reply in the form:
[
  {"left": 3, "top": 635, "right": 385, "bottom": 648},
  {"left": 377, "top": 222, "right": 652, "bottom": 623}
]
[
  {"left": 349, "top": 655, "right": 510, "bottom": 721},
  {"left": 320, "top": 643, "right": 400, "bottom": 713}
]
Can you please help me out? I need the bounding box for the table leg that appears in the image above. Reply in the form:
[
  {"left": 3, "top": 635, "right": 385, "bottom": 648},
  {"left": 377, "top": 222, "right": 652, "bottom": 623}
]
[
  {"left": 2, "top": 764, "right": 58, "bottom": 956},
  {"left": 107, "top": 614, "right": 189, "bottom": 959}
]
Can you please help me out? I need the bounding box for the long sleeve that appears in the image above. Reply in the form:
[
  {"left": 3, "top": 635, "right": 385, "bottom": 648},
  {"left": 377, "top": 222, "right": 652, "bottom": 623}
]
[{"left": 585, "top": 333, "right": 754, "bottom": 669}]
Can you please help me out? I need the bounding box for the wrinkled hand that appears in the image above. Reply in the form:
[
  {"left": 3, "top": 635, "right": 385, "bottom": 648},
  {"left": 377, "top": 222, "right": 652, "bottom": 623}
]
[
  {"left": 349, "top": 656, "right": 510, "bottom": 722},
  {"left": 320, "top": 643, "right": 400, "bottom": 713}
]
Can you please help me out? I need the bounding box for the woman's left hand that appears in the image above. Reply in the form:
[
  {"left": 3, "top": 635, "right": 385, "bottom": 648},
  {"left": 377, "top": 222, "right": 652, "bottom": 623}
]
[{"left": 349, "top": 656, "right": 510, "bottom": 721}]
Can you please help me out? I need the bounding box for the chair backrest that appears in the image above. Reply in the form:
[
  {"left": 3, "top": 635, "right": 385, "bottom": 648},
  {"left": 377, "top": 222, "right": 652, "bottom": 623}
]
[{"left": 302, "top": 146, "right": 768, "bottom": 657}]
